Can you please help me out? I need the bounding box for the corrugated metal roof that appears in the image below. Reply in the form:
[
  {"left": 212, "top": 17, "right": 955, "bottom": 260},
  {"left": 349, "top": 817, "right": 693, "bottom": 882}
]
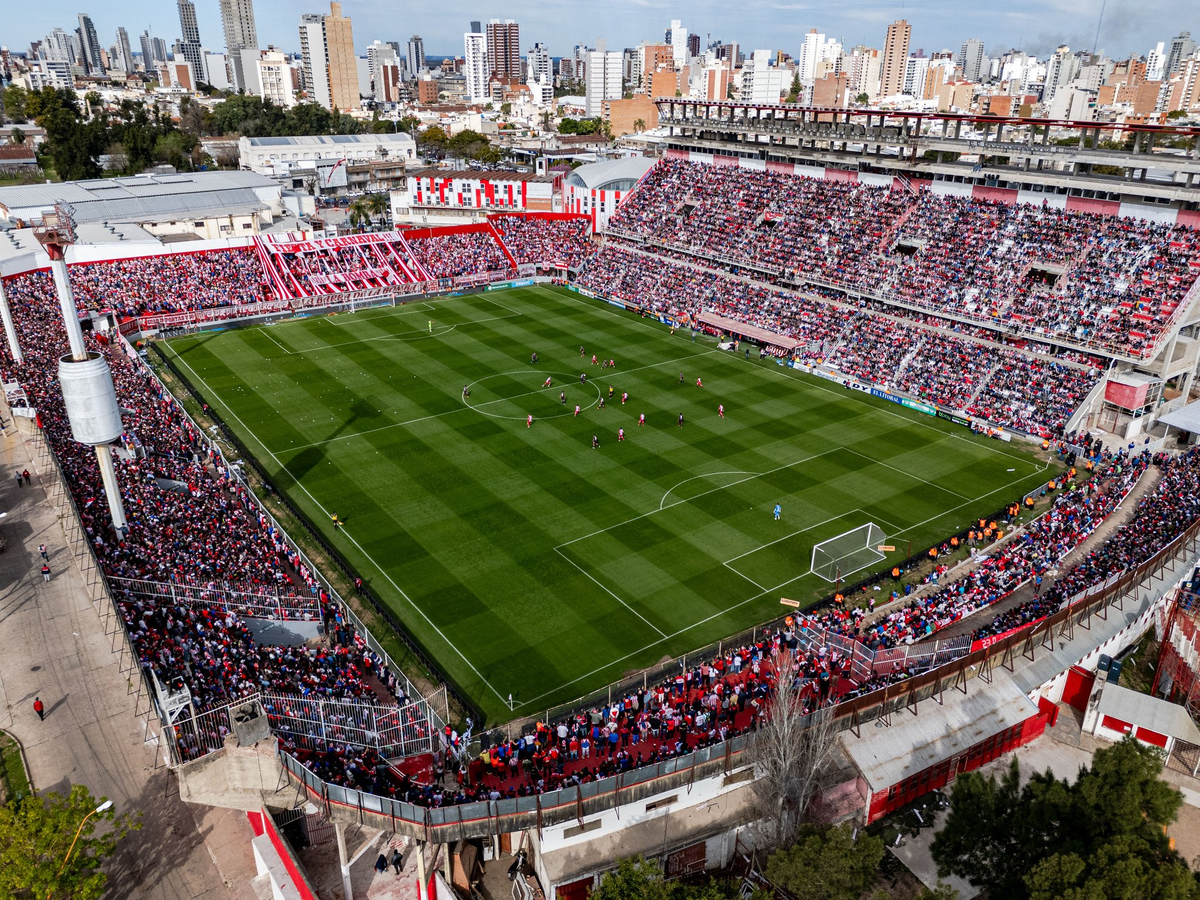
[
  {"left": 839, "top": 669, "right": 1038, "bottom": 791},
  {"left": 244, "top": 134, "right": 415, "bottom": 147}
]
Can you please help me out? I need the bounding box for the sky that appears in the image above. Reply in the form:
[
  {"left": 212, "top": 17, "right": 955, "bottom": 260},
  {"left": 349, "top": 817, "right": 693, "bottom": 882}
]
[{"left": 3, "top": 0, "right": 1194, "bottom": 61}]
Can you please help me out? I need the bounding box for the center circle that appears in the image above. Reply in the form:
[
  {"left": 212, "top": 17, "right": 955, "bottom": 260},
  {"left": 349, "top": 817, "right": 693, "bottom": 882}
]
[{"left": 463, "top": 370, "right": 604, "bottom": 420}]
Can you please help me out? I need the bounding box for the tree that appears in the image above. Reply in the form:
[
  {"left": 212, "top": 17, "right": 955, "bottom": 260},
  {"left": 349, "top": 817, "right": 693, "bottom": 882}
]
[
  {"left": 855, "top": 93, "right": 870, "bottom": 105},
  {"left": 632, "top": 118, "right": 646, "bottom": 133},
  {"left": 765, "top": 822, "right": 886, "bottom": 900},
  {"left": 10, "top": 127, "right": 25, "bottom": 145},
  {"left": 749, "top": 649, "right": 843, "bottom": 848},
  {"left": 396, "top": 115, "right": 421, "bottom": 136},
  {"left": 591, "top": 856, "right": 766, "bottom": 900},
  {"left": 3, "top": 85, "right": 28, "bottom": 123},
  {"left": 787, "top": 72, "right": 802, "bottom": 103},
  {"left": 0, "top": 783, "right": 139, "bottom": 900},
  {"left": 500, "top": 102, "right": 512, "bottom": 116},
  {"left": 931, "top": 737, "right": 1199, "bottom": 900},
  {"left": 348, "top": 199, "right": 371, "bottom": 231},
  {"left": 366, "top": 192, "right": 389, "bottom": 228}
]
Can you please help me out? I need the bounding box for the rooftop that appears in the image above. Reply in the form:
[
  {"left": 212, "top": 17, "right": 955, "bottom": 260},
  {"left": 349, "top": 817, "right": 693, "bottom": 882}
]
[
  {"left": 241, "top": 134, "right": 416, "bottom": 148},
  {"left": 410, "top": 167, "right": 555, "bottom": 182}
]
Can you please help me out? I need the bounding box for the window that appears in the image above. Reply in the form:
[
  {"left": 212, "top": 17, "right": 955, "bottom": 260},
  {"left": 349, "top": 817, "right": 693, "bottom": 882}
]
[{"left": 644, "top": 795, "right": 678, "bottom": 812}]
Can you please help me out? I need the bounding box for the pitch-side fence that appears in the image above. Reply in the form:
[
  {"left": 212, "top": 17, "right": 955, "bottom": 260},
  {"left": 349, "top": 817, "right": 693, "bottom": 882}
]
[
  {"left": 170, "top": 689, "right": 445, "bottom": 764},
  {"left": 274, "top": 514, "right": 1200, "bottom": 837}
]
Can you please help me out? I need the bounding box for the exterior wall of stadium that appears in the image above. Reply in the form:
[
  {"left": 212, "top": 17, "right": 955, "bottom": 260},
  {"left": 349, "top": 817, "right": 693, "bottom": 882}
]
[{"left": 3, "top": 172, "right": 1200, "bottom": 896}]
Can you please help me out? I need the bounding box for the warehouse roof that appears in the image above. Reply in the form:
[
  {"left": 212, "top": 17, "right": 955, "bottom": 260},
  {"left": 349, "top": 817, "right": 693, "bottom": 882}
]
[
  {"left": 242, "top": 134, "right": 416, "bottom": 147},
  {"left": 0, "top": 170, "right": 278, "bottom": 224}
]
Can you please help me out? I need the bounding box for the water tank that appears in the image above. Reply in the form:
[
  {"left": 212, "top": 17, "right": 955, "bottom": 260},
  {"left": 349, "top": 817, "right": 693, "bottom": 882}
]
[{"left": 58, "top": 352, "right": 123, "bottom": 445}]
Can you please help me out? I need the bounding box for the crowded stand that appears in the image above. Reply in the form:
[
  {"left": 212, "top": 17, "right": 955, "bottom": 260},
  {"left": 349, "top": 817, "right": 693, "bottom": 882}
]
[
  {"left": 605, "top": 159, "right": 1200, "bottom": 357},
  {"left": 573, "top": 244, "right": 1102, "bottom": 437},
  {"left": 0, "top": 272, "right": 413, "bottom": 764},
  {"left": 271, "top": 243, "right": 416, "bottom": 295},
  {"left": 406, "top": 231, "right": 513, "bottom": 279},
  {"left": 491, "top": 215, "right": 594, "bottom": 269},
  {"left": 66, "top": 249, "right": 267, "bottom": 318}
]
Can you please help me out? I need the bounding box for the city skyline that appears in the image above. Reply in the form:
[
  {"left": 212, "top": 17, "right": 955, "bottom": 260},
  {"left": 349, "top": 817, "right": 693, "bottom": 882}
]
[{"left": 3, "top": 0, "right": 1194, "bottom": 62}]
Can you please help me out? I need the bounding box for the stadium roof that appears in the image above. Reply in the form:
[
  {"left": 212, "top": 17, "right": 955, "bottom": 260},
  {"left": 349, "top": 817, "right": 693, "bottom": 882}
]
[
  {"left": 1158, "top": 400, "right": 1200, "bottom": 437},
  {"left": 565, "top": 157, "right": 654, "bottom": 192},
  {"left": 698, "top": 312, "right": 801, "bottom": 350},
  {"left": 0, "top": 170, "right": 279, "bottom": 225},
  {"left": 839, "top": 669, "right": 1038, "bottom": 792}
]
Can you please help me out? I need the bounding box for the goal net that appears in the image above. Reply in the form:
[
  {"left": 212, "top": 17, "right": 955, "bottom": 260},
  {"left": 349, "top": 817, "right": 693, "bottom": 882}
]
[{"left": 810, "top": 523, "right": 887, "bottom": 583}]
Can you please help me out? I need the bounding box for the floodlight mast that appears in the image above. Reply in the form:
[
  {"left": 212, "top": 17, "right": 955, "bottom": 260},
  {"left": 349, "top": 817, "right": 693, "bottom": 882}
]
[{"left": 34, "top": 205, "right": 128, "bottom": 533}]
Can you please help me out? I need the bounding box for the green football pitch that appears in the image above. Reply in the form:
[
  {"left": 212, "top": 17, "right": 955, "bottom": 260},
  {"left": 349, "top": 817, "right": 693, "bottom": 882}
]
[{"left": 160, "top": 284, "right": 1052, "bottom": 722}]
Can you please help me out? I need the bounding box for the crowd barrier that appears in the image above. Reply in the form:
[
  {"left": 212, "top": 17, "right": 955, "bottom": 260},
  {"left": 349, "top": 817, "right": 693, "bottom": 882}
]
[
  {"left": 274, "top": 509, "right": 1200, "bottom": 836},
  {"left": 110, "top": 575, "right": 323, "bottom": 621}
]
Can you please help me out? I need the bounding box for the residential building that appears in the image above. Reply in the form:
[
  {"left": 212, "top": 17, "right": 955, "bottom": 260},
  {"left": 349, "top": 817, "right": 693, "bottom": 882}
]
[
  {"left": 298, "top": 14, "right": 331, "bottom": 108},
  {"left": 486, "top": 20, "right": 520, "bottom": 80},
  {"left": 203, "top": 51, "right": 232, "bottom": 91},
  {"left": 76, "top": 14, "right": 103, "bottom": 76},
  {"left": 416, "top": 77, "right": 439, "bottom": 104},
  {"left": 639, "top": 43, "right": 673, "bottom": 91},
  {"left": 140, "top": 32, "right": 166, "bottom": 68},
  {"left": 741, "top": 49, "right": 784, "bottom": 103},
  {"left": 703, "top": 62, "right": 730, "bottom": 100},
  {"left": 43, "top": 28, "right": 75, "bottom": 63},
  {"left": 113, "top": 28, "right": 134, "bottom": 75},
  {"left": 1165, "top": 31, "right": 1195, "bottom": 76},
  {"left": 880, "top": 19, "right": 911, "bottom": 98},
  {"left": 257, "top": 48, "right": 295, "bottom": 107},
  {"left": 903, "top": 55, "right": 931, "bottom": 97},
  {"left": 323, "top": 3, "right": 358, "bottom": 111},
  {"left": 1044, "top": 46, "right": 1079, "bottom": 104},
  {"left": 220, "top": 0, "right": 259, "bottom": 92},
  {"left": 1147, "top": 42, "right": 1166, "bottom": 81},
  {"left": 959, "top": 38, "right": 985, "bottom": 83},
  {"left": 585, "top": 43, "right": 623, "bottom": 117},
  {"left": 23, "top": 59, "right": 74, "bottom": 90},
  {"left": 159, "top": 58, "right": 196, "bottom": 91},
  {"left": 377, "top": 64, "right": 402, "bottom": 103},
  {"left": 846, "top": 45, "right": 881, "bottom": 98},
  {"left": 464, "top": 25, "right": 488, "bottom": 104},
  {"left": 367, "top": 40, "right": 398, "bottom": 93},
  {"left": 528, "top": 42, "right": 551, "bottom": 86},
  {"left": 798, "top": 29, "right": 824, "bottom": 85},
  {"left": 176, "top": 0, "right": 205, "bottom": 78},
  {"left": 812, "top": 72, "right": 849, "bottom": 107},
  {"left": 668, "top": 20, "right": 688, "bottom": 68},
  {"left": 406, "top": 35, "right": 425, "bottom": 76}
]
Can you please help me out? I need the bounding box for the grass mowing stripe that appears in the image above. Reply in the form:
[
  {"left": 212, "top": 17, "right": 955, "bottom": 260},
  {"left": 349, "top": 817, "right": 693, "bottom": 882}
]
[{"left": 162, "top": 285, "right": 1056, "bottom": 720}]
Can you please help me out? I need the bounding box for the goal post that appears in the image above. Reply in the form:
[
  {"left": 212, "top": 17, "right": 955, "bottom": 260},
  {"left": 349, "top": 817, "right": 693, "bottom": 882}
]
[{"left": 810, "top": 523, "right": 888, "bottom": 583}]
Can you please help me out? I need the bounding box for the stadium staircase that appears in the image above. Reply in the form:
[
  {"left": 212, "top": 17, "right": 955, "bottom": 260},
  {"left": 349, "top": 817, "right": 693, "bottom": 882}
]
[
  {"left": 967, "top": 362, "right": 1004, "bottom": 406},
  {"left": 484, "top": 221, "right": 520, "bottom": 271},
  {"left": 893, "top": 337, "right": 926, "bottom": 380},
  {"left": 876, "top": 197, "right": 921, "bottom": 255}
]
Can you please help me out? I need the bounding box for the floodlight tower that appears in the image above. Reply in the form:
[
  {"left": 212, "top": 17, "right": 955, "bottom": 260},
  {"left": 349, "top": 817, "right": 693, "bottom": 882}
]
[{"left": 34, "top": 206, "right": 128, "bottom": 532}]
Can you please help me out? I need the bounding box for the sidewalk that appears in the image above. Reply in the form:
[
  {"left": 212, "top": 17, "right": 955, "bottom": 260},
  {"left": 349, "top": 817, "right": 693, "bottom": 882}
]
[{"left": 0, "top": 424, "right": 258, "bottom": 900}]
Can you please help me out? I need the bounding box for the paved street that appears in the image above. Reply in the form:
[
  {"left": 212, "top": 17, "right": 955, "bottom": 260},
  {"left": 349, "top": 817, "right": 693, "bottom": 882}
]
[{"left": 0, "top": 423, "right": 259, "bottom": 900}]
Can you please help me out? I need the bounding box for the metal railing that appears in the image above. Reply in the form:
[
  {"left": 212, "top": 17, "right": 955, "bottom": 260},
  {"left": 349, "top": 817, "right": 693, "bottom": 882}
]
[
  {"left": 274, "top": 512, "right": 1200, "bottom": 837},
  {"left": 110, "top": 575, "right": 323, "bottom": 620}
]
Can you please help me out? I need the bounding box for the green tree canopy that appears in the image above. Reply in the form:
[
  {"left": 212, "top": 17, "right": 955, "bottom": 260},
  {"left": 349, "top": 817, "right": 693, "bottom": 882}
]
[
  {"left": 764, "top": 822, "right": 886, "bottom": 900},
  {"left": 590, "top": 856, "right": 765, "bottom": 900},
  {"left": 931, "top": 737, "right": 1199, "bottom": 900},
  {"left": 0, "top": 783, "right": 139, "bottom": 900}
]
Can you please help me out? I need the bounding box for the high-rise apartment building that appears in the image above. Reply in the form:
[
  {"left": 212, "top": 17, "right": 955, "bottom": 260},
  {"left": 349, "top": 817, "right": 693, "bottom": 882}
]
[
  {"left": 1146, "top": 42, "right": 1166, "bottom": 81},
  {"left": 220, "top": 0, "right": 258, "bottom": 91},
  {"left": 846, "top": 45, "right": 881, "bottom": 98},
  {"left": 668, "top": 20, "right": 688, "bottom": 68},
  {"left": 585, "top": 42, "right": 623, "bottom": 117},
  {"left": 687, "top": 33, "right": 700, "bottom": 59},
  {"left": 486, "top": 20, "right": 520, "bottom": 80},
  {"left": 880, "top": 19, "right": 911, "bottom": 97},
  {"left": 367, "top": 40, "right": 398, "bottom": 97},
  {"left": 959, "top": 38, "right": 985, "bottom": 83},
  {"left": 1165, "top": 31, "right": 1195, "bottom": 76},
  {"left": 323, "top": 2, "right": 358, "bottom": 110},
  {"left": 406, "top": 35, "right": 426, "bottom": 76},
  {"left": 464, "top": 24, "right": 488, "bottom": 103},
  {"left": 798, "top": 29, "right": 824, "bottom": 84},
  {"left": 528, "top": 43, "right": 551, "bottom": 85},
  {"left": 77, "top": 14, "right": 104, "bottom": 75},
  {"left": 176, "top": 0, "right": 205, "bottom": 78},
  {"left": 298, "top": 13, "right": 331, "bottom": 108},
  {"left": 742, "top": 49, "right": 784, "bottom": 103},
  {"left": 44, "top": 28, "right": 75, "bottom": 63},
  {"left": 114, "top": 28, "right": 134, "bottom": 74},
  {"left": 1043, "top": 46, "right": 1079, "bottom": 103}
]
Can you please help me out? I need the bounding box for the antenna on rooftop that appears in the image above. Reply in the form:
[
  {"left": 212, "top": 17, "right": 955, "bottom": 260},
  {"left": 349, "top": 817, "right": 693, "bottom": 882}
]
[{"left": 1092, "top": 0, "right": 1106, "bottom": 54}]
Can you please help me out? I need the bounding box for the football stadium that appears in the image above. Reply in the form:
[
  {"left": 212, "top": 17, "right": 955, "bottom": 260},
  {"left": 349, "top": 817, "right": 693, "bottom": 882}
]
[{"left": 4, "top": 105, "right": 1200, "bottom": 894}]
